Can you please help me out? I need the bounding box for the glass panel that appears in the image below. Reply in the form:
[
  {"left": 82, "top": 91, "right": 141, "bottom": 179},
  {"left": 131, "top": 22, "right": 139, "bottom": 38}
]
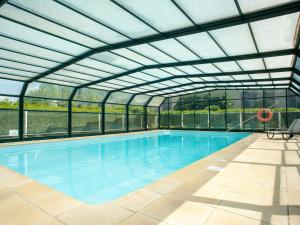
[
  {"left": 148, "top": 96, "right": 165, "bottom": 107},
  {"left": 210, "top": 24, "right": 256, "bottom": 55},
  {"left": 238, "top": 0, "right": 296, "bottom": 14},
  {"left": 91, "top": 52, "right": 140, "bottom": 70},
  {"left": 61, "top": 0, "right": 155, "bottom": 39},
  {"left": 287, "top": 95, "right": 300, "bottom": 127},
  {"left": 0, "top": 35, "right": 72, "bottom": 62},
  {"left": 129, "top": 44, "right": 176, "bottom": 63},
  {"left": 1, "top": 3, "right": 103, "bottom": 48},
  {"left": 264, "top": 89, "right": 286, "bottom": 97},
  {"left": 265, "top": 96, "right": 287, "bottom": 129},
  {"left": 129, "top": 114, "right": 144, "bottom": 131},
  {"left": 78, "top": 58, "right": 125, "bottom": 74},
  {"left": 116, "top": 0, "right": 192, "bottom": 32},
  {"left": 147, "top": 106, "right": 159, "bottom": 129},
  {"left": 159, "top": 99, "right": 169, "bottom": 128},
  {"left": 177, "top": 33, "right": 225, "bottom": 58},
  {"left": 105, "top": 104, "right": 126, "bottom": 114},
  {"left": 74, "top": 88, "right": 107, "bottom": 102},
  {"left": 131, "top": 95, "right": 151, "bottom": 105},
  {"left": 0, "top": 96, "right": 19, "bottom": 138},
  {"left": 195, "top": 101, "right": 209, "bottom": 128},
  {"left": 0, "top": 59, "right": 47, "bottom": 73},
  {"left": 0, "top": 67, "right": 37, "bottom": 78},
  {"left": 72, "top": 113, "right": 101, "bottom": 133},
  {"left": 72, "top": 101, "right": 101, "bottom": 113},
  {"left": 0, "top": 17, "right": 87, "bottom": 55},
  {"left": 214, "top": 61, "right": 242, "bottom": 72},
  {"left": 107, "top": 92, "right": 132, "bottom": 104},
  {"left": 250, "top": 73, "right": 270, "bottom": 79},
  {"left": 237, "top": 58, "right": 265, "bottom": 70},
  {"left": 226, "top": 90, "right": 243, "bottom": 99},
  {"left": 105, "top": 114, "right": 126, "bottom": 132},
  {"left": 112, "top": 49, "right": 155, "bottom": 65},
  {"left": 194, "top": 64, "right": 220, "bottom": 73},
  {"left": 227, "top": 99, "right": 243, "bottom": 130},
  {"left": 12, "top": 0, "right": 129, "bottom": 44},
  {"left": 251, "top": 13, "right": 299, "bottom": 52},
  {"left": 244, "top": 89, "right": 263, "bottom": 98},
  {"left": 0, "top": 49, "right": 57, "bottom": 68},
  {"left": 210, "top": 90, "right": 225, "bottom": 101},
  {"left": 264, "top": 55, "right": 294, "bottom": 69},
  {"left": 169, "top": 101, "right": 181, "bottom": 128},
  {"left": 24, "top": 97, "right": 68, "bottom": 111},
  {"left": 244, "top": 98, "right": 263, "bottom": 130},
  {"left": 151, "top": 39, "right": 199, "bottom": 61},
  {"left": 26, "top": 82, "right": 73, "bottom": 99},
  {"left": 175, "top": 66, "right": 201, "bottom": 74},
  {"left": 25, "top": 111, "right": 67, "bottom": 135},
  {"left": 210, "top": 100, "right": 225, "bottom": 129},
  {"left": 181, "top": 99, "right": 194, "bottom": 128},
  {"left": 270, "top": 72, "right": 292, "bottom": 79},
  {"left": 176, "top": 0, "right": 238, "bottom": 24},
  {"left": 0, "top": 78, "right": 23, "bottom": 95}
]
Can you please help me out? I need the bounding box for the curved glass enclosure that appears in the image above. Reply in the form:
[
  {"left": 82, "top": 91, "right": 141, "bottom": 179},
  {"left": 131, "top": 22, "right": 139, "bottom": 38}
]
[{"left": 0, "top": 0, "right": 299, "bottom": 142}]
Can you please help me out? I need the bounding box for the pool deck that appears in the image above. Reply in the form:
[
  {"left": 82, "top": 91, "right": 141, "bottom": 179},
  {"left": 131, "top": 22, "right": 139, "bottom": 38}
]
[{"left": 0, "top": 132, "right": 300, "bottom": 225}]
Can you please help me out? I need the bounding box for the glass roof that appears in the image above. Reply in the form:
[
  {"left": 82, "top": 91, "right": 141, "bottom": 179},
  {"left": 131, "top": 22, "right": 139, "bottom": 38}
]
[{"left": 0, "top": 0, "right": 299, "bottom": 98}]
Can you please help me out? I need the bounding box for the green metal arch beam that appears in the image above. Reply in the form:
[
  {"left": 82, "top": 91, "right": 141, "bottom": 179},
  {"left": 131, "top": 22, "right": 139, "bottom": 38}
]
[
  {"left": 155, "top": 84, "right": 290, "bottom": 97},
  {"left": 139, "top": 77, "right": 288, "bottom": 95},
  {"left": 28, "top": 2, "right": 300, "bottom": 83},
  {"left": 79, "top": 49, "right": 295, "bottom": 89},
  {"left": 111, "top": 67, "right": 293, "bottom": 93}
]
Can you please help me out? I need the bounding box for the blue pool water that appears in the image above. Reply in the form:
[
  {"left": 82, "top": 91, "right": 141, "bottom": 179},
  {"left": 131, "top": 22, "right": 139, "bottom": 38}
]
[{"left": 0, "top": 131, "right": 249, "bottom": 204}]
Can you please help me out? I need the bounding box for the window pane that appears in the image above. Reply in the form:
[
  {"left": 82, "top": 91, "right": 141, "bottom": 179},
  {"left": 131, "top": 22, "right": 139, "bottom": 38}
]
[
  {"left": 264, "top": 96, "right": 287, "bottom": 129},
  {"left": 195, "top": 101, "right": 209, "bottom": 129},
  {"left": 159, "top": 99, "right": 169, "bottom": 128},
  {"left": 244, "top": 98, "right": 263, "bottom": 130},
  {"left": 251, "top": 13, "right": 299, "bottom": 52},
  {"left": 107, "top": 92, "right": 132, "bottom": 104},
  {"left": 238, "top": 0, "right": 295, "bottom": 14},
  {"left": 24, "top": 97, "right": 68, "bottom": 111},
  {"left": 148, "top": 96, "right": 165, "bottom": 107},
  {"left": 0, "top": 96, "right": 19, "bottom": 138},
  {"left": 105, "top": 104, "right": 126, "bottom": 114},
  {"left": 210, "top": 24, "right": 256, "bottom": 55},
  {"left": 26, "top": 82, "right": 73, "bottom": 99},
  {"left": 129, "top": 114, "right": 144, "bottom": 131},
  {"left": 116, "top": 0, "right": 192, "bottom": 32},
  {"left": 72, "top": 113, "right": 101, "bottom": 133},
  {"left": 72, "top": 101, "right": 101, "bottom": 113},
  {"left": 74, "top": 88, "right": 107, "bottom": 102},
  {"left": 0, "top": 78, "right": 23, "bottom": 95},
  {"left": 177, "top": 33, "right": 225, "bottom": 58},
  {"left": 25, "top": 111, "right": 67, "bottom": 135},
  {"left": 287, "top": 95, "right": 300, "bottom": 127},
  {"left": 105, "top": 114, "right": 126, "bottom": 132},
  {"left": 169, "top": 101, "right": 181, "bottom": 128},
  {"left": 227, "top": 99, "right": 243, "bottom": 130},
  {"left": 175, "top": 0, "right": 238, "bottom": 24},
  {"left": 210, "top": 100, "right": 225, "bottom": 129}
]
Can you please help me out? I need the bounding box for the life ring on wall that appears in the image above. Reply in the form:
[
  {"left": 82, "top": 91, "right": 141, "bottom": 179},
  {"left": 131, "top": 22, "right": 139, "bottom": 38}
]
[{"left": 257, "top": 108, "right": 273, "bottom": 123}]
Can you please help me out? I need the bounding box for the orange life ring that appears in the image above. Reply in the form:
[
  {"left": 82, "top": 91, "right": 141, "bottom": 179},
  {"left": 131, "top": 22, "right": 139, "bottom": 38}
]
[{"left": 257, "top": 108, "right": 273, "bottom": 123}]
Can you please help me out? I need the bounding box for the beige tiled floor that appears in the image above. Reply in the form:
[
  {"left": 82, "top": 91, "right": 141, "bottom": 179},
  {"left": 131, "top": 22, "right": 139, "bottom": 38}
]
[{"left": 0, "top": 133, "right": 300, "bottom": 225}]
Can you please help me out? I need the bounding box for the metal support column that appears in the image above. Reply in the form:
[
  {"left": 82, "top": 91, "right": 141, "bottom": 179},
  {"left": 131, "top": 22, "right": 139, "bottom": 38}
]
[
  {"left": 144, "top": 97, "right": 154, "bottom": 130},
  {"left": 126, "top": 94, "right": 136, "bottom": 132},
  {"left": 101, "top": 92, "right": 111, "bottom": 134},
  {"left": 224, "top": 90, "right": 228, "bottom": 130},
  {"left": 68, "top": 88, "right": 78, "bottom": 137},
  {"left": 19, "top": 82, "right": 28, "bottom": 141},
  {"left": 158, "top": 98, "right": 167, "bottom": 129}
]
